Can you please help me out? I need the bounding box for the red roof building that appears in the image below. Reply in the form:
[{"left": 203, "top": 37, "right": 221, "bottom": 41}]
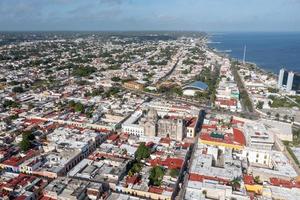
[
  {"left": 270, "top": 178, "right": 300, "bottom": 189},
  {"left": 149, "top": 157, "right": 184, "bottom": 170}
]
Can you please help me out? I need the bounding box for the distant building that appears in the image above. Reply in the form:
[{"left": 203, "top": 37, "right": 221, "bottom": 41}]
[
  {"left": 143, "top": 108, "right": 158, "bottom": 137},
  {"left": 157, "top": 117, "right": 185, "bottom": 141},
  {"left": 286, "top": 71, "right": 300, "bottom": 93},
  {"left": 243, "top": 122, "right": 274, "bottom": 150},
  {"left": 182, "top": 81, "right": 208, "bottom": 96},
  {"left": 142, "top": 108, "right": 185, "bottom": 141},
  {"left": 123, "top": 80, "right": 145, "bottom": 90},
  {"left": 278, "top": 68, "right": 300, "bottom": 94},
  {"left": 277, "top": 68, "right": 289, "bottom": 88}
]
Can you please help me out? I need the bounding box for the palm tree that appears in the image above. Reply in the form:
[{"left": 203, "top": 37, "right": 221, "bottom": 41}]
[{"left": 230, "top": 177, "right": 241, "bottom": 191}]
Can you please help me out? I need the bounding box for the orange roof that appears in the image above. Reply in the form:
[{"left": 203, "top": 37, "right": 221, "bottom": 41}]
[
  {"left": 270, "top": 178, "right": 300, "bottom": 188},
  {"left": 148, "top": 186, "right": 163, "bottom": 194},
  {"left": 126, "top": 175, "right": 140, "bottom": 185},
  {"left": 200, "top": 128, "right": 245, "bottom": 147},
  {"left": 231, "top": 119, "right": 244, "bottom": 125},
  {"left": 40, "top": 196, "right": 56, "bottom": 200},
  {"left": 233, "top": 128, "right": 246, "bottom": 146},
  {"left": 216, "top": 99, "right": 237, "bottom": 106},
  {"left": 189, "top": 173, "right": 230, "bottom": 184},
  {"left": 160, "top": 137, "right": 171, "bottom": 144},
  {"left": 107, "top": 134, "right": 119, "bottom": 141},
  {"left": 244, "top": 175, "right": 255, "bottom": 185},
  {"left": 15, "top": 195, "right": 27, "bottom": 200},
  {"left": 149, "top": 157, "right": 183, "bottom": 169}
]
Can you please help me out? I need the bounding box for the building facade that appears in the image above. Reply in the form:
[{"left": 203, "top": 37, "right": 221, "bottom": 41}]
[
  {"left": 286, "top": 71, "right": 300, "bottom": 93},
  {"left": 142, "top": 108, "right": 185, "bottom": 140},
  {"left": 277, "top": 68, "right": 289, "bottom": 88},
  {"left": 278, "top": 68, "right": 300, "bottom": 94}
]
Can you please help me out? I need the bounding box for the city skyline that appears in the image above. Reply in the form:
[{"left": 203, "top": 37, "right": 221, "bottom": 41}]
[{"left": 0, "top": 0, "right": 300, "bottom": 31}]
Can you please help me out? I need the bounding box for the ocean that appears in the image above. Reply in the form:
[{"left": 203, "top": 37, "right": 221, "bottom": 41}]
[{"left": 208, "top": 32, "right": 300, "bottom": 74}]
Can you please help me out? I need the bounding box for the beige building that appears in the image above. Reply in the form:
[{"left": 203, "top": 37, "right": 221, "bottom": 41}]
[
  {"left": 142, "top": 108, "right": 185, "bottom": 141},
  {"left": 158, "top": 118, "right": 184, "bottom": 141},
  {"left": 124, "top": 81, "right": 144, "bottom": 90},
  {"left": 142, "top": 108, "right": 158, "bottom": 137}
]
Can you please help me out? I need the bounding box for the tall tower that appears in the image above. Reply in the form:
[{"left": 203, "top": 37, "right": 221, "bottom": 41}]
[
  {"left": 278, "top": 68, "right": 285, "bottom": 88},
  {"left": 144, "top": 108, "right": 158, "bottom": 137},
  {"left": 243, "top": 45, "right": 247, "bottom": 65},
  {"left": 287, "top": 71, "right": 295, "bottom": 92}
]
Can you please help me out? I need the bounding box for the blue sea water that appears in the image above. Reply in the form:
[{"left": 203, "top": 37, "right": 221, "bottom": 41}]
[{"left": 208, "top": 32, "right": 300, "bottom": 74}]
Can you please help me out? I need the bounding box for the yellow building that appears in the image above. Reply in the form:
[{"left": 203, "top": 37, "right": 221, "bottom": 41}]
[{"left": 124, "top": 81, "right": 144, "bottom": 90}]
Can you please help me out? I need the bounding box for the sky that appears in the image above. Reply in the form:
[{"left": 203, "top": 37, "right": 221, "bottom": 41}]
[{"left": 0, "top": 0, "right": 299, "bottom": 32}]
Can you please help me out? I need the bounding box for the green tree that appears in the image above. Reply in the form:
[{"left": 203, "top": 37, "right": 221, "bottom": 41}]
[
  {"left": 267, "top": 87, "right": 279, "bottom": 93},
  {"left": 19, "top": 131, "right": 35, "bottom": 152},
  {"left": 128, "top": 162, "right": 143, "bottom": 176},
  {"left": 254, "top": 176, "right": 261, "bottom": 184},
  {"left": 111, "top": 77, "right": 121, "bottom": 82},
  {"left": 72, "top": 66, "right": 96, "bottom": 77},
  {"left": 3, "top": 100, "right": 20, "bottom": 108},
  {"left": 135, "top": 142, "right": 150, "bottom": 161},
  {"left": 169, "top": 169, "right": 179, "bottom": 178},
  {"left": 104, "top": 87, "right": 120, "bottom": 97},
  {"left": 68, "top": 100, "right": 76, "bottom": 108},
  {"left": 74, "top": 102, "right": 85, "bottom": 113},
  {"left": 12, "top": 86, "right": 24, "bottom": 93},
  {"left": 182, "top": 69, "right": 189, "bottom": 74},
  {"left": 149, "top": 166, "right": 165, "bottom": 186},
  {"left": 170, "top": 87, "right": 183, "bottom": 96},
  {"left": 230, "top": 178, "right": 241, "bottom": 191}
]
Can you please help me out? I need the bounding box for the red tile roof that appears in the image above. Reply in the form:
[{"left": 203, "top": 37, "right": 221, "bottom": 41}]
[
  {"left": 200, "top": 128, "right": 246, "bottom": 147},
  {"left": 149, "top": 157, "right": 183, "bottom": 170},
  {"left": 40, "top": 196, "right": 56, "bottom": 200},
  {"left": 4, "top": 174, "right": 38, "bottom": 190},
  {"left": 160, "top": 137, "right": 171, "bottom": 145},
  {"left": 231, "top": 119, "right": 244, "bottom": 125},
  {"left": 189, "top": 173, "right": 230, "bottom": 184},
  {"left": 270, "top": 178, "right": 300, "bottom": 188},
  {"left": 243, "top": 175, "right": 255, "bottom": 185},
  {"left": 148, "top": 186, "right": 163, "bottom": 194},
  {"left": 3, "top": 150, "right": 40, "bottom": 167},
  {"left": 15, "top": 195, "right": 27, "bottom": 200},
  {"left": 107, "top": 134, "right": 119, "bottom": 142},
  {"left": 216, "top": 99, "right": 237, "bottom": 106},
  {"left": 24, "top": 118, "right": 46, "bottom": 125},
  {"left": 233, "top": 128, "right": 246, "bottom": 146},
  {"left": 126, "top": 175, "right": 140, "bottom": 185}
]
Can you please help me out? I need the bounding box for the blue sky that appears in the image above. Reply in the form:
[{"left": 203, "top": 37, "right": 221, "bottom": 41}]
[{"left": 0, "top": 0, "right": 299, "bottom": 31}]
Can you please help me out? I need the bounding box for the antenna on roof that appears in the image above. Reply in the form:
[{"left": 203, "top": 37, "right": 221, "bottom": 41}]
[{"left": 243, "top": 45, "right": 247, "bottom": 65}]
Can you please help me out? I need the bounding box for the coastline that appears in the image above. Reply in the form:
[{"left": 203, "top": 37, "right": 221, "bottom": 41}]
[
  {"left": 205, "top": 38, "right": 278, "bottom": 78},
  {"left": 206, "top": 32, "right": 300, "bottom": 76}
]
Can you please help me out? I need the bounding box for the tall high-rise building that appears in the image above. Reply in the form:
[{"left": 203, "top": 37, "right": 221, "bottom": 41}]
[
  {"left": 277, "top": 68, "right": 289, "bottom": 88},
  {"left": 286, "top": 71, "right": 300, "bottom": 93}
]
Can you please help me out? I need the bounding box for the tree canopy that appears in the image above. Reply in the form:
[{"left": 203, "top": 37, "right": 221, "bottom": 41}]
[
  {"left": 149, "top": 166, "right": 165, "bottom": 186},
  {"left": 12, "top": 86, "right": 24, "bottom": 93},
  {"left": 19, "top": 131, "right": 35, "bottom": 152},
  {"left": 135, "top": 142, "right": 151, "bottom": 161},
  {"left": 72, "top": 66, "right": 96, "bottom": 77}
]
